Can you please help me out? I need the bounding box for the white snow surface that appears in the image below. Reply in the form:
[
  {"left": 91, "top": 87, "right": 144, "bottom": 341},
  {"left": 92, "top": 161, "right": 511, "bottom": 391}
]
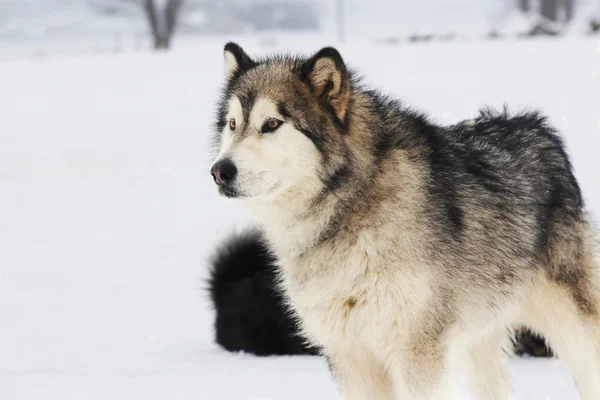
[{"left": 1, "top": 38, "right": 600, "bottom": 399}]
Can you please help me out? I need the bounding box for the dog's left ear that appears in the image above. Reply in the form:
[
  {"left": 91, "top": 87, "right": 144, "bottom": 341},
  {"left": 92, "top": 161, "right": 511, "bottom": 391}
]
[
  {"left": 223, "top": 42, "right": 256, "bottom": 79},
  {"left": 300, "top": 47, "right": 350, "bottom": 122}
]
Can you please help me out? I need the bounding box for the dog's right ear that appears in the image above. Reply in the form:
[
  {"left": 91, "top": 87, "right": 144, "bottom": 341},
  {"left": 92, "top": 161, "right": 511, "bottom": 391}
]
[{"left": 223, "top": 42, "right": 256, "bottom": 79}]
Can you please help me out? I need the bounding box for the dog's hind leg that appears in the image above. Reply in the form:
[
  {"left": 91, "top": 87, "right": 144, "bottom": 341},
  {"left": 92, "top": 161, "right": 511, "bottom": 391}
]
[
  {"left": 522, "top": 221, "right": 600, "bottom": 399},
  {"left": 462, "top": 328, "right": 512, "bottom": 400},
  {"left": 522, "top": 272, "right": 600, "bottom": 400}
]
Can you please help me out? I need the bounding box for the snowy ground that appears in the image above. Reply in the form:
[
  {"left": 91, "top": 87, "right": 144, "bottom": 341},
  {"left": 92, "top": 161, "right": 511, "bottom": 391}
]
[{"left": 1, "top": 38, "right": 599, "bottom": 399}]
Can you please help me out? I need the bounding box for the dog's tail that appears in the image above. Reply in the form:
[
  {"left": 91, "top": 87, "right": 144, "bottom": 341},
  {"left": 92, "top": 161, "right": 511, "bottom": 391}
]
[{"left": 207, "top": 228, "right": 318, "bottom": 356}]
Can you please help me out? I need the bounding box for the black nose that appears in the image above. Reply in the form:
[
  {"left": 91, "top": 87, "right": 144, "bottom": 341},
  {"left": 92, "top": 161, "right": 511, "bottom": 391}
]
[{"left": 211, "top": 159, "right": 238, "bottom": 186}]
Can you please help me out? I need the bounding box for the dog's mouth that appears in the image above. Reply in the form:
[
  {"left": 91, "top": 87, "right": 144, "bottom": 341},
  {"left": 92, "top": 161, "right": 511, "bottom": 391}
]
[
  {"left": 218, "top": 185, "right": 242, "bottom": 199},
  {"left": 217, "top": 179, "right": 282, "bottom": 200}
]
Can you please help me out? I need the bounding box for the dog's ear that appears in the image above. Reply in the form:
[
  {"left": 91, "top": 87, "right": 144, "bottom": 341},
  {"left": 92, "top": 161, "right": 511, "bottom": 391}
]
[
  {"left": 223, "top": 42, "right": 256, "bottom": 79},
  {"left": 300, "top": 47, "right": 350, "bottom": 122}
]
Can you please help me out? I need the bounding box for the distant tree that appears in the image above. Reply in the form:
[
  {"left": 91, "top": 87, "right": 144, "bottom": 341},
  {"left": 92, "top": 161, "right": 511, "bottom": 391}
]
[
  {"left": 105, "top": 0, "right": 184, "bottom": 49},
  {"left": 518, "top": 0, "right": 577, "bottom": 36},
  {"left": 523, "top": 0, "right": 575, "bottom": 22},
  {"left": 536, "top": 0, "right": 575, "bottom": 22},
  {"left": 89, "top": 0, "right": 185, "bottom": 49},
  {"left": 89, "top": 0, "right": 318, "bottom": 43},
  {"left": 519, "top": 0, "right": 530, "bottom": 12},
  {"left": 541, "top": 0, "right": 559, "bottom": 21},
  {"left": 142, "top": 0, "right": 184, "bottom": 49}
]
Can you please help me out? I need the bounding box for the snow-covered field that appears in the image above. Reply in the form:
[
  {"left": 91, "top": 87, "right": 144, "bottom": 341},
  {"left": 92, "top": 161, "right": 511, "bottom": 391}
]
[{"left": 1, "top": 37, "right": 599, "bottom": 399}]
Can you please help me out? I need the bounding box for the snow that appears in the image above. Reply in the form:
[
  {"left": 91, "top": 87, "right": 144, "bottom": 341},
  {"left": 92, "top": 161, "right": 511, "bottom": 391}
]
[{"left": 1, "top": 37, "right": 599, "bottom": 399}]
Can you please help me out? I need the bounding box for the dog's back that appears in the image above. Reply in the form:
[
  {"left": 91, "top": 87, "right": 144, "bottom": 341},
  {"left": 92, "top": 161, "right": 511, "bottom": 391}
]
[{"left": 416, "top": 108, "right": 590, "bottom": 313}]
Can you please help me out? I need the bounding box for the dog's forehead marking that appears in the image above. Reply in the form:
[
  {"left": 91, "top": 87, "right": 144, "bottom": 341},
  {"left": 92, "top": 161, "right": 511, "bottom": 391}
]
[
  {"left": 249, "top": 98, "right": 282, "bottom": 129},
  {"left": 226, "top": 96, "right": 243, "bottom": 121},
  {"left": 218, "top": 96, "right": 242, "bottom": 155},
  {"left": 235, "top": 63, "right": 299, "bottom": 103}
]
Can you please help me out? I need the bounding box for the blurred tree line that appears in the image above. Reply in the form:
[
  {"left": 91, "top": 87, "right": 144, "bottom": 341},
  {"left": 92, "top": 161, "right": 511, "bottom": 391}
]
[
  {"left": 91, "top": 0, "right": 319, "bottom": 49},
  {"left": 123, "top": 0, "right": 597, "bottom": 49},
  {"left": 4, "top": 1, "right": 596, "bottom": 50}
]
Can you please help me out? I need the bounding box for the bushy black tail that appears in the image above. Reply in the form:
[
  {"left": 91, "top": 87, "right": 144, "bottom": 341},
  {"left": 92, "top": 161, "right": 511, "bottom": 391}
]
[
  {"left": 207, "top": 229, "right": 550, "bottom": 358},
  {"left": 207, "top": 229, "right": 318, "bottom": 356}
]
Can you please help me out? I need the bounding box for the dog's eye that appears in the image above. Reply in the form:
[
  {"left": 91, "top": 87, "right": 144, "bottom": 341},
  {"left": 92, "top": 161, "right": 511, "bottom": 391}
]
[
  {"left": 261, "top": 118, "right": 283, "bottom": 134},
  {"left": 228, "top": 119, "right": 236, "bottom": 131}
]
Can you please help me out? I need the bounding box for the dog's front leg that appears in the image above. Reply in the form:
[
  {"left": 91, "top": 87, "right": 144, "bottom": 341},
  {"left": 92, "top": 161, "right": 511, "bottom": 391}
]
[
  {"left": 325, "top": 350, "right": 394, "bottom": 400},
  {"left": 388, "top": 337, "right": 462, "bottom": 400}
]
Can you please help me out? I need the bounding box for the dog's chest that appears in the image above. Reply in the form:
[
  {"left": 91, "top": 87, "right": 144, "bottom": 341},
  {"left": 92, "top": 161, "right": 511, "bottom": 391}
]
[{"left": 279, "top": 243, "right": 429, "bottom": 349}]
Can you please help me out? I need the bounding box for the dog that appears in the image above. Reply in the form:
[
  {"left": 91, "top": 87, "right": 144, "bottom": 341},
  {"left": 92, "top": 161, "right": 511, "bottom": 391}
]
[
  {"left": 209, "top": 42, "right": 600, "bottom": 399},
  {"left": 207, "top": 228, "right": 319, "bottom": 356}
]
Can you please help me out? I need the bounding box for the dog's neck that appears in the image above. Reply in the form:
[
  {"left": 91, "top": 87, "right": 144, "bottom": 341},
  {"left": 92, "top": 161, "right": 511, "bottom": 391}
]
[{"left": 245, "top": 184, "right": 340, "bottom": 260}]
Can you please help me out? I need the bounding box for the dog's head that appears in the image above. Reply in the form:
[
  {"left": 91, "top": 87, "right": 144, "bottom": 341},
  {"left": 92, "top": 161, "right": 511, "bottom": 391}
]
[{"left": 210, "top": 43, "right": 352, "bottom": 201}]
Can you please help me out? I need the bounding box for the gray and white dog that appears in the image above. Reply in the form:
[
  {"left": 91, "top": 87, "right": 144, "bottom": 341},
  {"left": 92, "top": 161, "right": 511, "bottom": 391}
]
[{"left": 209, "top": 42, "right": 600, "bottom": 399}]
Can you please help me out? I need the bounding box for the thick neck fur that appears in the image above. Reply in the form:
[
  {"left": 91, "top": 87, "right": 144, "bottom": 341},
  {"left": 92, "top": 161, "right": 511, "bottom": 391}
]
[
  {"left": 245, "top": 85, "right": 428, "bottom": 261},
  {"left": 245, "top": 178, "right": 339, "bottom": 259}
]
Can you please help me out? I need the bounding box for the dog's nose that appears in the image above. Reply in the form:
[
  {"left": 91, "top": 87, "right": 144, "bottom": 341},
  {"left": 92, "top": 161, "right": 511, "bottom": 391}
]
[{"left": 211, "top": 159, "right": 238, "bottom": 186}]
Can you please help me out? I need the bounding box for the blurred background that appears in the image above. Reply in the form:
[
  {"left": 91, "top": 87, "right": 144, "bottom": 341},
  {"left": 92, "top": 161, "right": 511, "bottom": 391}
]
[
  {"left": 1, "top": 0, "right": 599, "bottom": 58},
  {"left": 1, "top": 1, "right": 599, "bottom": 399}
]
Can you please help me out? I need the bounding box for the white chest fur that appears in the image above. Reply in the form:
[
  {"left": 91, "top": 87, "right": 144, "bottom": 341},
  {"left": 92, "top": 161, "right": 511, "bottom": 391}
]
[{"left": 277, "top": 235, "right": 432, "bottom": 353}]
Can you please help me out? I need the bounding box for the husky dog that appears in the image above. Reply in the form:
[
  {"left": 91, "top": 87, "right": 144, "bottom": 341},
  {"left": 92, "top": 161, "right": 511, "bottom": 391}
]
[{"left": 209, "top": 42, "right": 600, "bottom": 399}]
